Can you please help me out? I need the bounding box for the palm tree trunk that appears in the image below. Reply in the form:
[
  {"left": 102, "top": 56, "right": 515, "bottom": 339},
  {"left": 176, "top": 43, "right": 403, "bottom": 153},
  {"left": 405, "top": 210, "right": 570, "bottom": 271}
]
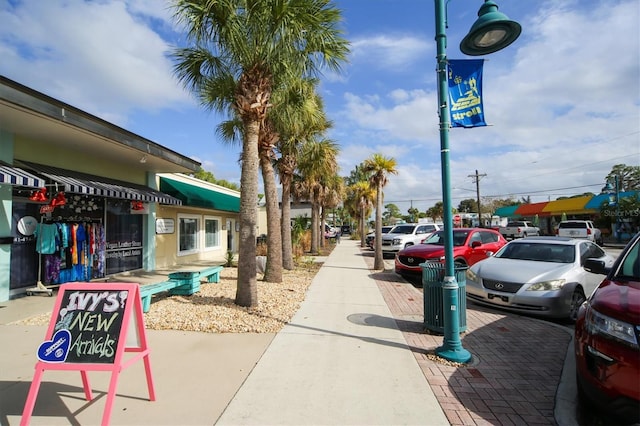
[
  {"left": 373, "top": 183, "right": 384, "bottom": 270},
  {"left": 281, "top": 175, "right": 294, "bottom": 270},
  {"left": 360, "top": 206, "right": 366, "bottom": 248},
  {"left": 311, "top": 201, "right": 319, "bottom": 255},
  {"left": 318, "top": 207, "right": 327, "bottom": 248},
  {"left": 260, "top": 153, "right": 283, "bottom": 282},
  {"left": 236, "top": 119, "right": 259, "bottom": 307}
]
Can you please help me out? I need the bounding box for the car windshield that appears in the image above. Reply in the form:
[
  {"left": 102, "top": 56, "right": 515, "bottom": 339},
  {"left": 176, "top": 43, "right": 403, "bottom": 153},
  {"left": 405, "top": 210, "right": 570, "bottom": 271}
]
[
  {"left": 422, "top": 230, "right": 469, "bottom": 247},
  {"left": 391, "top": 225, "right": 416, "bottom": 234},
  {"left": 495, "top": 242, "right": 574, "bottom": 263},
  {"left": 559, "top": 222, "right": 586, "bottom": 229}
]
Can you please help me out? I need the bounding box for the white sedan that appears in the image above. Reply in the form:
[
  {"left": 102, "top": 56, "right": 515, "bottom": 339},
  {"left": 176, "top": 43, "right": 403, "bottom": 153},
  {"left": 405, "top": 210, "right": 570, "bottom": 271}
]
[{"left": 465, "top": 237, "right": 616, "bottom": 321}]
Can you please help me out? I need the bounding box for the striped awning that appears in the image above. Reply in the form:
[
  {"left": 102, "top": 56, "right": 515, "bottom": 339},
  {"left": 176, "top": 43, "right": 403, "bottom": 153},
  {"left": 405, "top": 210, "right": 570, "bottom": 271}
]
[
  {"left": 0, "top": 162, "right": 46, "bottom": 188},
  {"left": 17, "top": 161, "right": 182, "bottom": 205}
]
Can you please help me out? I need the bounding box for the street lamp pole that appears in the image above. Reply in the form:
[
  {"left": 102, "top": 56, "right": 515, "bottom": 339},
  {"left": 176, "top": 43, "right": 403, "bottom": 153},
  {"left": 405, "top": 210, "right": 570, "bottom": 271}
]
[{"left": 432, "top": 0, "right": 521, "bottom": 363}]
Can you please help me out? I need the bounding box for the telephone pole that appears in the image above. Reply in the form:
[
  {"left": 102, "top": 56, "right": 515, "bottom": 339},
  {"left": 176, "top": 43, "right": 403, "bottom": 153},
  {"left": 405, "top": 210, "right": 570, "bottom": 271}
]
[{"left": 468, "top": 170, "right": 486, "bottom": 227}]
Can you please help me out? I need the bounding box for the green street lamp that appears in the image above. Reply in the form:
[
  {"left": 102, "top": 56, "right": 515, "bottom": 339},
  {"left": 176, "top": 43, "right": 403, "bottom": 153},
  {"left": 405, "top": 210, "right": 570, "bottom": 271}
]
[{"left": 433, "top": 0, "right": 521, "bottom": 363}]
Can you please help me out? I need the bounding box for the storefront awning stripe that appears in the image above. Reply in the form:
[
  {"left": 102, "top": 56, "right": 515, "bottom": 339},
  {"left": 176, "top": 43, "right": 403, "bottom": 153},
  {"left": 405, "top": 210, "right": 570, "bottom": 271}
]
[
  {"left": 0, "top": 163, "right": 46, "bottom": 188},
  {"left": 160, "top": 177, "right": 240, "bottom": 212},
  {"left": 494, "top": 205, "right": 521, "bottom": 218},
  {"left": 541, "top": 196, "right": 592, "bottom": 215},
  {"left": 16, "top": 161, "right": 181, "bottom": 205},
  {"left": 514, "top": 201, "right": 549, "bottom": 216}
]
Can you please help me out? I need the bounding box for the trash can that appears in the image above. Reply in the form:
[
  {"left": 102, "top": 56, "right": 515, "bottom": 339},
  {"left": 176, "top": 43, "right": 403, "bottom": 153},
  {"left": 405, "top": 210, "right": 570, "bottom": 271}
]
[{"left": 421, "top": 262, "right": 467, "bottom": 334}]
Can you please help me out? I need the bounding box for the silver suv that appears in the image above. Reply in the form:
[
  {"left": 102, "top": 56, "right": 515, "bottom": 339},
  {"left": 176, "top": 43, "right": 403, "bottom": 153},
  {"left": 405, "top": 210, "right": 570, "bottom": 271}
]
[{"left": 380, "top": 223, "right": 442, "bottom": 256}]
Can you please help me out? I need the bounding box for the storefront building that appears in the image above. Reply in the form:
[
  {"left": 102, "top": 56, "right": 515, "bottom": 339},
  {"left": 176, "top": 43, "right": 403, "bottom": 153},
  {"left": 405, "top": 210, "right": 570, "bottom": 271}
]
[{"left": 0, "top": 77, "right": 238, "bottom": 302}]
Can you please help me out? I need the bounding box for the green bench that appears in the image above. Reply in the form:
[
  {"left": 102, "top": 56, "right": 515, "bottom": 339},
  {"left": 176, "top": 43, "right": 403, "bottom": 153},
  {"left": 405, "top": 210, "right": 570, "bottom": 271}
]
[
  {"left": 139, "top": 265, "right": 224, "bottom": 312},
  {"left": 139, "top": 281, "right": 185, "bottom": 313},
  {"left": 170, "top": 265, "right": 224, "bottom": 284}
]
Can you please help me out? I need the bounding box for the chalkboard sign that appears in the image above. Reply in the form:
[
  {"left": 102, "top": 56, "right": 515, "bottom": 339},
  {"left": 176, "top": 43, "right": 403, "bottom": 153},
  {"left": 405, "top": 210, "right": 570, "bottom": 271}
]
[
  {"left": 39, "top": 289, "right": 128, "bottom": 364},
  {"left": 24, "top": 282, "right": 155, "bottom": 425}
]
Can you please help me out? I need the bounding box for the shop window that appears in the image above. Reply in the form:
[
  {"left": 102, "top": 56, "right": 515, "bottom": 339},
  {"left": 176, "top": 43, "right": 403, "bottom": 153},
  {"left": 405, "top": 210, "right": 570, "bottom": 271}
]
[
  {"left": 106, "top": 200, "right": 143, "bottom": 274},
  {"left": 204, "top": 216, "right": 220, "bottom": 249},
  {"left": 178, "top": 215, "right": 199, "bottom": 255}
]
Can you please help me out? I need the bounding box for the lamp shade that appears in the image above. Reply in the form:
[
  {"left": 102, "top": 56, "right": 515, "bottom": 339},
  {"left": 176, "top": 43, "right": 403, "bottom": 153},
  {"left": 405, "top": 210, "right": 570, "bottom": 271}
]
[{"left": 460, "top": 0, "right": 522, "bottom": 56}]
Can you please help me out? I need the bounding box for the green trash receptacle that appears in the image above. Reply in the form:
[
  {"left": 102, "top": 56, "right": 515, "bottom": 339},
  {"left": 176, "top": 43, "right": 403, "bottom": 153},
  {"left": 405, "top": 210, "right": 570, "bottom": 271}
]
[{"left": 421, "top": 262, "right": 467, "bottom": 334}]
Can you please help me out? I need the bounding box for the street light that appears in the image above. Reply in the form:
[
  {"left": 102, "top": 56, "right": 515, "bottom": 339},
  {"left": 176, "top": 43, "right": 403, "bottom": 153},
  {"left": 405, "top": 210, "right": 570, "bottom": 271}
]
[
  {"left": 433, "top": 0, "right": 521, "bottom": 363},
  {"left": 602, "top": 176, "right": 621, "bottom": 242}
]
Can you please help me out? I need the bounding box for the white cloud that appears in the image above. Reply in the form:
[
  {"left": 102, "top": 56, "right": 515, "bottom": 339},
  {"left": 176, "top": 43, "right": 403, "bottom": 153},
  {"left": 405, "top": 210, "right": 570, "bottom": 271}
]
[{"left": 0, "top": 0, "right": 191, "bottom": 127}]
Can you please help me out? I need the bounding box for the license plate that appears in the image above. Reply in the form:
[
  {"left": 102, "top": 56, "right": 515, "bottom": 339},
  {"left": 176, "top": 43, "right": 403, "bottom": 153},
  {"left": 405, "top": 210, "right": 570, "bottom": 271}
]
[{"left": 488, "top": 293, "right": 509, "bottom": 302}]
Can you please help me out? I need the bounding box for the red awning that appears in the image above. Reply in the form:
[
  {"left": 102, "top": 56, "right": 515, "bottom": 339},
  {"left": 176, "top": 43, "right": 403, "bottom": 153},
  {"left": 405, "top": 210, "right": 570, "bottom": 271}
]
[{"left": 514, "top": 202, "right": 550, "bottom": 217}]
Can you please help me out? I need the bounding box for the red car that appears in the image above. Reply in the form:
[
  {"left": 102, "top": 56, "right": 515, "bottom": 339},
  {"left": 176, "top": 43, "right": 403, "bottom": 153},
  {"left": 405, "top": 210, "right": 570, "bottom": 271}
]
[
  {"left": 575, "top": 232, "right": 640, "bottom": 424},
  {"left": 394, "top": 228, "right": 507, "bottom": 281}
]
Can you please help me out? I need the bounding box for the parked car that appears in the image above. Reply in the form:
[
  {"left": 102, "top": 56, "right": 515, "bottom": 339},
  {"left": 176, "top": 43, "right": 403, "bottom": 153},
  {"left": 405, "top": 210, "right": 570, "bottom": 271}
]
[
  {"left": 465, "top": 237, "right": 616, "bottom": 320},
  {"left": 557, "top": 220, "right": 603, "bottom": 245},
  {"left": 574, "top": 232, "right": 640, "bottom": 424},
  {"left": 340, "top": 225, "right": 351, "bottom": 235},
  {"left": 380, "top": 223, "right": 442, "bottom": 256},
  {"left": 395, "top": 228, "right": 506, "bottom": 282},
  {"left": 366, "top": 225, "right": 394, "bottom": 249},
  {"left": 500, "top": 220, "right": 540, "bottom": 239}
]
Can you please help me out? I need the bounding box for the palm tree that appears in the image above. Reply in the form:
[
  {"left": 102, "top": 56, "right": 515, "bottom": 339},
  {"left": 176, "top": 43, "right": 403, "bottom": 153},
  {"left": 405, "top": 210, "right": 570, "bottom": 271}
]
[
  {"left": 363, "top": 154, "right": 398, "bottom": 270},
  {"left": 296, "top": 138, "right": 339, "bottom": 254},
  {"left": 172, "top": 0, "right": 349, "bottom": 307},
  {"left": 274, "top": 78, "right": 329, "bottom": 269},
  {"left": 348, "top": 181, "right": 375, "bottom": 248}
]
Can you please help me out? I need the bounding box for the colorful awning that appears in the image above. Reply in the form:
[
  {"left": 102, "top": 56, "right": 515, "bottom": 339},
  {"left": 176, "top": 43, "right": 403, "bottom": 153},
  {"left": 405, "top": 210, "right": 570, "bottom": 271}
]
[
  {"left": 514, "top": 201, "right": 549, "bottom": 217},
  {"left": 542, "top": 196, "right": 592, "bottom": 216},
  {"left": 494, "top": 205, "right": 521, "bottom": 218},
  {"left": 17, "top": 161, "right": 181, "bottom": 205},
  {"left": 0, "top": 162, "right": 46, "bottom": 188}
]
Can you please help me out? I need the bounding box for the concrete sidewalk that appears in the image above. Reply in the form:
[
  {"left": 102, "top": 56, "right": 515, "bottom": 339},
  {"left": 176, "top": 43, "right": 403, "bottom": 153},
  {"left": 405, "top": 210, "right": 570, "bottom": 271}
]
[
  {"left": 0, "top": 239, "right": 575, "bottom": 425},
  {"left": 217, "top": 240, "right": 448, "bottom": 425}
]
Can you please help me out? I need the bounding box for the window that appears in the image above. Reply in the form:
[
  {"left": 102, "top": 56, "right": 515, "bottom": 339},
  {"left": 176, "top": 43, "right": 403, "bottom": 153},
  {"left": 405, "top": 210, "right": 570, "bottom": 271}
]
[
  {"left": 178, "top": 215, "right": 199, "bottom": 255},
  {"left": 204, "top": 217, "right": 221, "bottom": 249},
  {"left": 480, "top": 231, "right": 499, "bottom": 244}
]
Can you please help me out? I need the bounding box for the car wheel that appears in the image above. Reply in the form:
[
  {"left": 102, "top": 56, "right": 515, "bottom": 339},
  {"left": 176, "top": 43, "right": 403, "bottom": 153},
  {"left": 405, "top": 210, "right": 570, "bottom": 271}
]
[
  {"left": 454, "top": 259, "right": 467, "bottom": 268},
  {"left": 404, "top": 243, "right": 413, "bottom": 248},
  {"left": 569, "top": 288, "right": 586, "bottom": 322}
]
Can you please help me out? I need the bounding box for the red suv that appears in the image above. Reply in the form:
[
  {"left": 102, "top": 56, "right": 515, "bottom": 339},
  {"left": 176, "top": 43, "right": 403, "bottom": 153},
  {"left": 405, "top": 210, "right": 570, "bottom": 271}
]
[
  {"left": 394, "top": 228, "right": 506, "bottom": 281},
  {"left": 576, "top": 232, "right": 640, "bottom": 423}
]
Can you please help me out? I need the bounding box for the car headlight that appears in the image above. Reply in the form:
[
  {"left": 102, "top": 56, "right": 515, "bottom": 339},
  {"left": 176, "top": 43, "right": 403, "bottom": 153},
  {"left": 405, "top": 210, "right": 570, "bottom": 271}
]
[
  {"left": 586, "top": 307, "right": 639, "bottom": 348},
  {"left": 526, "top": 279, "right": 566, "bottom": 291},
  {"left": 466, "top": 268, "right": 478, "bottom": 282},
  {"left": 393, "top": 238, "right": 402, "bottom": 245}
]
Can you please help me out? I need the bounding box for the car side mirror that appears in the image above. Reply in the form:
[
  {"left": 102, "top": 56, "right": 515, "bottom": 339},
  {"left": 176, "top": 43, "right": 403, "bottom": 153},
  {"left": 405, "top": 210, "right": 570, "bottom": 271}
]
[
  {"left": 471, "top": 241, "right": 482, "bottom": 248},
  {"left": 584, "top": 258, "right": 610, "bottom": 275}
]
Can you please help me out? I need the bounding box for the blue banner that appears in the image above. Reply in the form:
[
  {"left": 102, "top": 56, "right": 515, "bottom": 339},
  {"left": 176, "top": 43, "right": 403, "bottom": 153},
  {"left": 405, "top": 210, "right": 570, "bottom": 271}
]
[{"left": 448, "top": 59, "right": 486, "bottom": 128}]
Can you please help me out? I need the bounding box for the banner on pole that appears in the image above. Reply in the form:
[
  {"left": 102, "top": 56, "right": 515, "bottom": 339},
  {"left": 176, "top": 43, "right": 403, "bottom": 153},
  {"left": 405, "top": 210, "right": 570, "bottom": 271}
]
[{"left": 448, "top": 59, "right": 486, "bottom": 128}]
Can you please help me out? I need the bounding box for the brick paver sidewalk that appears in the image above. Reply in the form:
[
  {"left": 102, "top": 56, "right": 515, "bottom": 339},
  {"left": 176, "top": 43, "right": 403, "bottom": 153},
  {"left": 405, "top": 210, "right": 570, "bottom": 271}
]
[{"left": 362, "top": 250, "right": 571, "bottom": 426}]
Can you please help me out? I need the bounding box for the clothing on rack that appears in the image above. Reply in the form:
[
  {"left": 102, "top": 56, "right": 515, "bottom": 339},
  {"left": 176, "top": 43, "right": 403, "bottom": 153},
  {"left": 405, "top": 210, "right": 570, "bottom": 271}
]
[{"left": 35, "top": 220, "right": 106, "bottom": 284}]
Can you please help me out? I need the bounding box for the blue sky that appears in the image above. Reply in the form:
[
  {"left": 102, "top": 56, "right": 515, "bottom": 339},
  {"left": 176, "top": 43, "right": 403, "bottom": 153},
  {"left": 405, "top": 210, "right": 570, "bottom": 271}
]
[{"left": 1, "top": 0, "right": 638, "bottom": 214}]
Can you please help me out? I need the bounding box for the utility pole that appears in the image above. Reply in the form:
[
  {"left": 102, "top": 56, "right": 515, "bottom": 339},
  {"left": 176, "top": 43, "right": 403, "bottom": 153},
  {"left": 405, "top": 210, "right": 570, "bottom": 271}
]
[{"left": 468, "top": 170, "right": 486, "bottom": 227}]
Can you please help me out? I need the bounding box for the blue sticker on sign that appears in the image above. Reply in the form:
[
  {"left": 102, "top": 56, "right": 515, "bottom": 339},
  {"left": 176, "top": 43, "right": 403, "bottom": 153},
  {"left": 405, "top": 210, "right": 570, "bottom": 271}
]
[{"left": 37, "top": 329, "right": 71, "bottom": 363}]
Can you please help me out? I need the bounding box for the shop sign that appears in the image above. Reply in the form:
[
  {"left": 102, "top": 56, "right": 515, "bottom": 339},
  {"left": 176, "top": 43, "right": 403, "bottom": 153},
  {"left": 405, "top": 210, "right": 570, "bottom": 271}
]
[{"left": 155, "top": 218, "right": 174, "bottom": 234}]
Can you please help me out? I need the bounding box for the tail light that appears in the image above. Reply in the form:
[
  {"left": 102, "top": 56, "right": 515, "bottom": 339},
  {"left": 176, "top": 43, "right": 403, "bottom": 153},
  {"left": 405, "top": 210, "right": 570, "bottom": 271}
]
[{"left": 587, "top": 228, "right": 592, "bottom": 235}]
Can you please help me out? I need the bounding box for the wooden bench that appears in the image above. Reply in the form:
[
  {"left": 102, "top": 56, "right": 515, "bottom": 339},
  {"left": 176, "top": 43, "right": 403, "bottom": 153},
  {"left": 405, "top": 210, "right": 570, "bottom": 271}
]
[
  {"left": 138, "top": 265, "right": 224, "bottom": 313},
  {"left": 170, "top": 265, "right": 224, "bottom": 284},
  {"left": 139, "top": 281, "right": 185, "bottom": 313}
]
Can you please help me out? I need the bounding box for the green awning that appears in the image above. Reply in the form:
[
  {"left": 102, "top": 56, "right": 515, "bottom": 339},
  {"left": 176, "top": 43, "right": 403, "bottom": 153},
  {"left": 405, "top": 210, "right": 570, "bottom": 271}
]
[
  {"left": 494, "top": 205, "right": 520, "bottom": 218},
  {"left": 160, "top": 177, "right": 240, "bottom": 212}
]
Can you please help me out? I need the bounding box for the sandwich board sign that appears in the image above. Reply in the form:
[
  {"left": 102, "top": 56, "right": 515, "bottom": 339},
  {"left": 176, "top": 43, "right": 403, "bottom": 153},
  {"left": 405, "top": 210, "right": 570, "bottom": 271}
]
[{"left": 21, "top": 282, "right": 155, "bottom": 426}]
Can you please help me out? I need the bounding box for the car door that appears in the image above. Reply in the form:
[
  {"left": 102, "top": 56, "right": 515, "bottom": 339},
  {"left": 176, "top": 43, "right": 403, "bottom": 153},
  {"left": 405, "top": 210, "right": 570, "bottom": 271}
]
[{"left": 465, "top": 231, "right": 486, "bottom": 265}]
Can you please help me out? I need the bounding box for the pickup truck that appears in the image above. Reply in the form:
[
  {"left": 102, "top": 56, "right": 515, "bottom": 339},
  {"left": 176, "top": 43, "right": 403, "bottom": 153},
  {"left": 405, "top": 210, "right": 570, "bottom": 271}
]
[
  {"left": 557, "top": 220, "right": 603, "bottom": 245},
  {"left": 500, "top": 221, "right": 540, "bottom": 239}
]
